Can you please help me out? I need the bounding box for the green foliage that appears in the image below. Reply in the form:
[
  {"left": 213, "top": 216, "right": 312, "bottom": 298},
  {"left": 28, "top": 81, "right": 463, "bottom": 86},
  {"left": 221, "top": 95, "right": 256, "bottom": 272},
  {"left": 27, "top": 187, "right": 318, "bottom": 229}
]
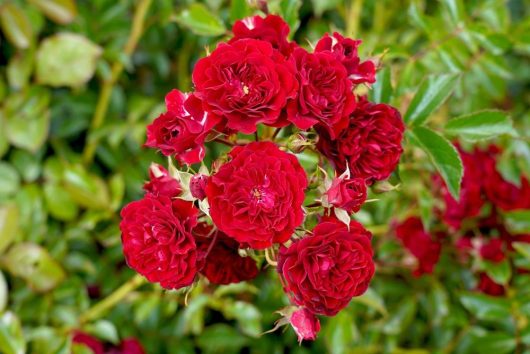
[{"left": 0, "top": 0, "right": 529, "bottom": 353}]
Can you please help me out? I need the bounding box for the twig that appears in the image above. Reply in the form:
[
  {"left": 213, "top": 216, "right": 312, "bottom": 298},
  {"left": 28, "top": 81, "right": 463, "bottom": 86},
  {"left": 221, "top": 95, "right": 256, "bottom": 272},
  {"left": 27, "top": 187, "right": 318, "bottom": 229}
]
[{"left": 82, "top": 0, "right": 153, "bottom": 165}]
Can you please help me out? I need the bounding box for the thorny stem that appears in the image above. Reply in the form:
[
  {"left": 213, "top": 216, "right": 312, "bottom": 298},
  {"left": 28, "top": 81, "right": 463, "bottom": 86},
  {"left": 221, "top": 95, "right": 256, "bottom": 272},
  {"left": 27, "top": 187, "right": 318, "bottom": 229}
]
[
  {"left": 79, "top": 274, "right": 145, "bottom": 324},
  {"left": 82, "top": 0, "right": 153, "bottom": 165}
]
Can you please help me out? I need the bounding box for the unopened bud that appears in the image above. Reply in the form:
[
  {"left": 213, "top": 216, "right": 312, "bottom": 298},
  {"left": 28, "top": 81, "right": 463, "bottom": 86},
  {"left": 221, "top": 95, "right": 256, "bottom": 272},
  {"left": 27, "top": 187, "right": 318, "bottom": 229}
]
[
  {"left": 287, "top": 134, "right": 312, "bottom": 154},
  {"left": 190, "top": 174, "right": 208, "bottom": 200}
]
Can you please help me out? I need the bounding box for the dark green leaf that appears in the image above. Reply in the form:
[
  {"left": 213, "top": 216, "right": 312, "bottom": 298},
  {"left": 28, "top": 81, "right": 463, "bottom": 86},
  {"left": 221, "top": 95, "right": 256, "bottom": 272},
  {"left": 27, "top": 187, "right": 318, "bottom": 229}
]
[
  {"left": 404, "top": 74, "right": 460, "bottom": 126},
  {"left": 471, "top": 332, "right": 516, "bottom": 354},
  {"left": 459, "top": 292, "right": 511, "bottom": 321},
  {"left": 229, "top": 0, "right": 251, "bottom": 23},
  {"left": 409, "top": 126, "right": 463, "bottom": 200},
  {"left": 444, "top": 110, "right": 514, "bottom": 141},
  {"left": 370, "top": 67, "right": 393, "bottom": 104}
]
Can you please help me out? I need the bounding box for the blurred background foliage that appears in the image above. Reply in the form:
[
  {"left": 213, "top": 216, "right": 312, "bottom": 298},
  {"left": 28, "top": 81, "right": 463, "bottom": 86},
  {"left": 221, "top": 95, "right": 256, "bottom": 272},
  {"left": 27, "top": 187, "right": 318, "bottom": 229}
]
[{"left": 0, "top": 0, "right": 530, "bottom": 353}]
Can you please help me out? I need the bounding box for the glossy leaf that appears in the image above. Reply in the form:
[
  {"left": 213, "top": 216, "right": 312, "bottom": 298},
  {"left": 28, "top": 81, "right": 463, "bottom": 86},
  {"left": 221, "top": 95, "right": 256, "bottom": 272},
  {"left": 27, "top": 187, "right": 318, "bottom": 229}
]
[
  {"left": 444, "top": 110, "right": 514, "bottom": 141},
  {"left": 409, "top": 126, "right": 463, "bottom": 200},
  {"left": 404, "top": 74, "right": 460, "bottom": 126},
  {"left": 175, "top": 4, "right": 226, "bottom": 36}
]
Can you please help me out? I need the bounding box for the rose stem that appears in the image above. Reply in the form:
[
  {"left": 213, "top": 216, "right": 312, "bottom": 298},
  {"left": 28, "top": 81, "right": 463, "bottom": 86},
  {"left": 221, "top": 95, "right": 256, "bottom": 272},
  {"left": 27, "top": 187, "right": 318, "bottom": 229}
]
[
  {"left": 82, "top": 0, "right": 153, "bottom": 165},
  {"left": 272, "top": 127, "right": 282, "bottom": 140},
  {"left": 78, "top": 274, "right": 145, "bottom": 324},
  {"left": 213, "top": 137, "right": 235, "bottom": 146}
]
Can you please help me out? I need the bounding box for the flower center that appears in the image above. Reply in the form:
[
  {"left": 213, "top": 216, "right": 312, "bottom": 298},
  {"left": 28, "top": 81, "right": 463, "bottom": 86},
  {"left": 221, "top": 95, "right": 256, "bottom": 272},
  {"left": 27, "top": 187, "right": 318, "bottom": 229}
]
[
  {"left": 250, "top": 186, "right": 275, "bottom": 210},
  {"left": 243, "top": 85, "right": 250, "bottom": 95}
]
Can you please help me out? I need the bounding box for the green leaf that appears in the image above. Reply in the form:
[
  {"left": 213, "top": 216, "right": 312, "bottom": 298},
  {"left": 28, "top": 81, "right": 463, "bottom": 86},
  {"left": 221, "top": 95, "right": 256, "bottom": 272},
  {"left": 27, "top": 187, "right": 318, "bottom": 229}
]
[
  {"left": 444, "top": 110, "right": 514, "bottom": 141},
  {"left": 7, "top": 48, "right": 35, "bottom": 90},
  {"left": 0, "top": 162, "right": 21, "bottom": 197},
  {"left": 196, "top": 324, "right": 249, "bottom": 354},
  {"left": 4, "top": 243, "right": 65, "bottom": 292},
  {"left": 43, "top": 182, "right": 79, "bottom": 221},
  {"left": 229, "top": 0, "right": 251, "bottom": 23},
  {"left": 483, "top": 260, "right": 512, "bottom": 285},
  {"left": 3, "top": 87, "right": 51, "bottom": 152},
  {"left": 10, "top": 149, "right": 41, "bottom": 182},
  {"left": 440, "top": 0, "right": 466, "bottom": 26},
  {"left": 471, "top": 332, "right": 516, "bottom": 354},
  {"left": 279, "top": 0, "right": 302, "bottom": 33},
  {"left": 175, "top": 4, "right": 226, "bottom": 36},
  {"left": 503, "top": 210, "right": 530, "bottom": 234},
  {"left": 0, "top": 4, "right": 33, "bottom": 49},
  {"left": 311, "top": 0, "right": 341, "bottom": 17},
  {"left": 85, "top": 320, "right": 119, "bottom": 344},
  {"left": 222, "top": 301, "right": 262, "bottom": 338},
  {"left": 370, "top": 67, "right": 393, "bottom": 104},
  {"left": 383, "top": 297, "right": 417, "bottom": 335},
  {"left": 0, "top": 203, "right": 20, "bottom": 254},
  {"left": 404, "top": 74, "right": 460, "bottom": 126},
  {"left": 27, "top": 0, "right": 77, "bottom": 24},
  {"left": 63, "top": 165, "right": 110, "bottom": 210},
  {"left": 0, "top": 272, "right": 7, "bottom": 312},
  {"left": 36, "top": 33, "right": 102, "bottom": 88},
  {"left": 323, "top": 310, "right": 357, "bottom": 354},
  {"left": 351, "top": 287, "right": 388, "bottom": 316},
  {"left": 459, "top": 292, "right": 511, "bottom": 321},
  {"left": 513, "top": 242, "right": 530, "bottom": 262},
  {"left": 0, "top": 312, "right": 26, "bottom": 354},
  {"left": 409, "top": 126, "right": 463, "bottom": 200}
]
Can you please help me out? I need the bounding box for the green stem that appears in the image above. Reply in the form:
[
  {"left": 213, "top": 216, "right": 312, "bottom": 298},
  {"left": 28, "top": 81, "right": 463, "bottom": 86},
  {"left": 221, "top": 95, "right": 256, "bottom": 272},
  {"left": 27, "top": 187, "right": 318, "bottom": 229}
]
[
  {"left": 79, "top": 274, "right": 145, "bottom": 324},
  {"left": 82, "top": 0, "right": 153, "bottom": 165}
]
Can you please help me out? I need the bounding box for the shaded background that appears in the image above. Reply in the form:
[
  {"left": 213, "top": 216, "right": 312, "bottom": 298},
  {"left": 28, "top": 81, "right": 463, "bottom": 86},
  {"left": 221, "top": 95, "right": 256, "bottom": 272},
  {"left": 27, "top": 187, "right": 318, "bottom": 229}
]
[{"left": 1, "top": 0, "right": 530, "bottom": 353}]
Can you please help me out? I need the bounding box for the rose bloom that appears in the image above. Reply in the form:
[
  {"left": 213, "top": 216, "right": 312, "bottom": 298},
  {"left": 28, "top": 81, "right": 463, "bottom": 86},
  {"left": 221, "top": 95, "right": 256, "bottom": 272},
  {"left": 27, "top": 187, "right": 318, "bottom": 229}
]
[
  {"left": 194, "top": 223, "right": 259, "bottom": 285},
  {"left": 437, "top": 146, "right": 485, "bottom": 230},
  {"left": 120, "top": 196, "right": 198, "bottom": 289},
  {"left": 478, "top": 272, "right": 505, "bottom": 296},
  {"left": 206, "top": 142, "right": 307, "bottom": 249},
  {"left": 190, "top": 173, "right": 208, "bottom": 200},
  {"left": 145, "top": 90, "right": 218, "bottom": 164},
  {"left": 315, "top": 32, "right": 376, "bottom": 84},
  {"left": 72, "top": 331, "right": 104, "bottom": 354},
  {"left": 317, "top": 97, "right": 404, "bottom": 182},
  {"left": 479, "top": 238, "right": 506, "bottom": 263},
  {"left": 286, "top": 47, "right": 355, "bottom": 137},
  {"left": 107, "top": 338, "right": 146, "bottom": 354},
  {"left": 481, "top": 145, "right": 530, "bottom": 211},
  {"left": 325, "top": 177, "right": 367, "bottom": 213},
  {"left": 229, "top": 14, "right": 296, "bottom": 56},
  {"left": 395, "top": 217, "right": 441, "bottom": 276},
  {"left": 193, "top": 39, "right": 297, "bottom": 134},
  {"left": 143, "top": 163, "right": 181, "bottom": 199},
  {"left": 277, "top": 217, "right": 374, "bottom": 316}
]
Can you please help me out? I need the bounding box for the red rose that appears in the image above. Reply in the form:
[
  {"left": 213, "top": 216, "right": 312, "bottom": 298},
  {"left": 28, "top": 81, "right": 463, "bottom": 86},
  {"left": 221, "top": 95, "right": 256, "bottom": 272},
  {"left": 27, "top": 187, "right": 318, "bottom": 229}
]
[
  {"left": 230, "top": 15, "right": 296, "bottom": 56},
  {"left": 315, "top": 32, "right": 376, "bottom": 85},
  {"left": 120, "top": 196, "right": 198, "bottom": 289},
  {"left": 145, "top": 90, "right": 218, "bottom": 164},
  {"left": 286, "top": 47, "right": 355, "bottom": 137},
  {"left": 317, "top": 97, "right": 404, "bottom": 182},
  {"left": 325, "top": 177, "right": 367, "bottom": 213},
  {"left": 107, "top": 338, "right": 146, "bottom": 354},
  {"left": 206, "top": 142, "right": 307, "bottom": 249},
  {"left": 190, "top": 174, "right": 208, "bottom": 200},
  {"left": 194, "top": 223, "right": 260, "bottom": 285},
  {"left": 479, "top": 238, "right": 505, "bottom": 263},
  {"left": 289, "top": 308, "right": 321, "bottom": 343},
  {"left": 143, "top": 163, "right": 181, "bottom": 199},
  {"left": 477, "top": 272, "right": 505, "bottom": 296},
  {"left": 481, "top": 145, "right": 530, "bottom": 211},
  {"left": 193, "top": 39, "right": 297, "bottom": 134},
  {"left": 72, "top": 331, "right": 104, "bottom": 354},
  {"left": 437, "top": 146, "right": 485, "bottom": 230},
  {"left": 395, "top": 217, "right": 441, "bottom": 276},
  {"left": 277, "top": 217, "right": 374, "bottom": 316}
]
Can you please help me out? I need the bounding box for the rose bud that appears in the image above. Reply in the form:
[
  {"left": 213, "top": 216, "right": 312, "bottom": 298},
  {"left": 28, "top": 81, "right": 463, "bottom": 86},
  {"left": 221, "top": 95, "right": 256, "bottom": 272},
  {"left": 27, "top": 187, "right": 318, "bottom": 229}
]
[
  {"left": 72, "top": 331, "right": 104, "bottom": 354},
  {"left": 286, "top": 133, "right": 311, "bottom": 153},
  {"left": 190, "top": 174, "right": 208, "bottom": 200},
  {"left": 290, "top": 308, "right": 321, "bottom": 343},
  {"left": 143, "top": 163, "right": 182, "bottom": 199},
  {"left": 325, "top": 177, "right": 367, "bottom": 213}
]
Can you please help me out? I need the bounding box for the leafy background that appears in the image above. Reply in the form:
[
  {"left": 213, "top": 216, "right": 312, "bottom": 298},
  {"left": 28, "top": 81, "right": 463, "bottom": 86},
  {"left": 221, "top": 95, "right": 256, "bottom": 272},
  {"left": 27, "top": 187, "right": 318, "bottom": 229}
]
[{"left": 1, "top": 0, "right": 530, "bottom": 353}]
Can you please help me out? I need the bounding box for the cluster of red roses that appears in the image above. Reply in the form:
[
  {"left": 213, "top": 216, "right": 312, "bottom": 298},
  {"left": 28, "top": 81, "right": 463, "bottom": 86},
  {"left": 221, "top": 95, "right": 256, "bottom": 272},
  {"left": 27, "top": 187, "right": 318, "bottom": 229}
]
[
  {"left": 120, "top": 14, "right": 405, "bottom": 341},
  {"left": 395, "top": 144, "right": 530, "bottom": 296}
]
